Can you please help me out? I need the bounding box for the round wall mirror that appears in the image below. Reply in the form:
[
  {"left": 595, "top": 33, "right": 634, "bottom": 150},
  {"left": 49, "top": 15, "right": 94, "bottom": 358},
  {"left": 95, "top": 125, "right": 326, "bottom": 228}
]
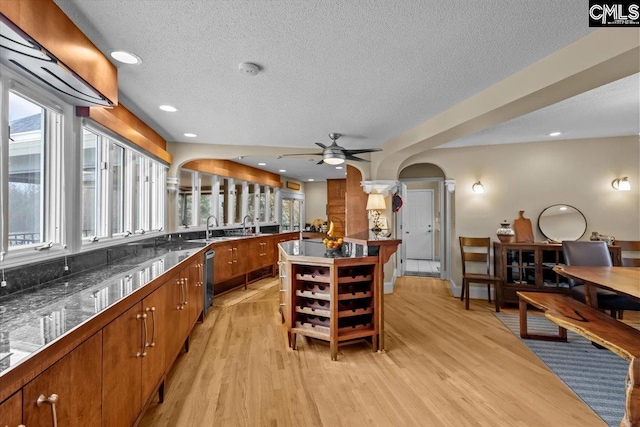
[{"left": 537, "top": 204, "right": 587, "bottom": 242}]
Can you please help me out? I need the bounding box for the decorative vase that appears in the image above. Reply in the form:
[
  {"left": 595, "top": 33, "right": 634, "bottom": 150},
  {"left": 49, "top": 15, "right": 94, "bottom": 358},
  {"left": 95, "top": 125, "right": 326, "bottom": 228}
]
[
  {"left": 496, "top": 220, "right": 515, "bottom": 243},
  {"left": 590, "top": 231, "right": 599, "bottom": 241}
]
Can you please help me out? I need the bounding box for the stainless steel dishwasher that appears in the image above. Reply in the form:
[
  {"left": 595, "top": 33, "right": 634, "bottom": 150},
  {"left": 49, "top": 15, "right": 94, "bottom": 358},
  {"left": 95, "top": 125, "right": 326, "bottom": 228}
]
[{"left": 204, "top": 249, "right": 215, "bottom": 314}]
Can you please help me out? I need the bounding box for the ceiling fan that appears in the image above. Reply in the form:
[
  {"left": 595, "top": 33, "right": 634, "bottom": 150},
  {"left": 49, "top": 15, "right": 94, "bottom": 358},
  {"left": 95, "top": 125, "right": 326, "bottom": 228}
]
[{"left": 278, "top": 133, "right": 382, "bottom": 165}]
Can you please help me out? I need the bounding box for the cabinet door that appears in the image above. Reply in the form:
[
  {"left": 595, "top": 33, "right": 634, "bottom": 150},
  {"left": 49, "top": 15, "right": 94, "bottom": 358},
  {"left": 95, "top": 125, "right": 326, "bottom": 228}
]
[
  {"left": 141, "top": 285, "right": 167, "bottom": 402},
  {"left": 0, "top": 391, "right": 22, "bottom": 427},
  {"left": 23, "top": 332, "right": 102, "bottom": 427},
  {"left": 165, "top": 272, "right": 188, "bottom": 366},
  {"left": 214, "top": 243, "right": 233, "bottom": 283},
  {"left": 233, "top": 242, "right": 246, "bottom": 276},
  {"left": 102, "top": 303, "right": 144, "bottom": 427},
  {"left": 246, "top": 238, "right": 262, "bottom": 272},
  {"left": 187, "top": 259, "right": 203, "bottom": 327}
]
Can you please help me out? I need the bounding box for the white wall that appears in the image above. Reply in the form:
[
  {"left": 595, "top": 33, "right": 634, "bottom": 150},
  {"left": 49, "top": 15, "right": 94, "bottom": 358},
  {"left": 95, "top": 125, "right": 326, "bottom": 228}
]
[
  {"left": 401, "top": 136, "right": 639, "bottom": 292},
  {"left": 304, "top": 181, "right": 327, "bottom": 225}
]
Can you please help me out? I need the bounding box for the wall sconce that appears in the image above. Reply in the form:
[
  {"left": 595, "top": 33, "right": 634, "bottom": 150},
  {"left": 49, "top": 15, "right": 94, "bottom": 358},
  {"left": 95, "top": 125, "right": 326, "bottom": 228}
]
[
  {"left": 472, "top": 181, "right": 484, "bottom": 194},
  {"left": 366, "top": 193, "right": 386, "bottom": 234},
  {"left": 612, "top": 177, "right": 631, "bottom": 191}
]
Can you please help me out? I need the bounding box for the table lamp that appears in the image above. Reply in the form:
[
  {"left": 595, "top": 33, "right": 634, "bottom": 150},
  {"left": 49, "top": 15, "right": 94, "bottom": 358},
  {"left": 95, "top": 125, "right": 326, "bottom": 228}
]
[{"left": 366, "top": 193, "right": 386, "bottom": 234}]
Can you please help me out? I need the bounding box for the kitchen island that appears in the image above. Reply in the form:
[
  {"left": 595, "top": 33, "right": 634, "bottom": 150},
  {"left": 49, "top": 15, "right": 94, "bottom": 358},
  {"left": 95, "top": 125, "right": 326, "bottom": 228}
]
[{"left": 278, "top": 238, "right": 399, "bottom": 360}]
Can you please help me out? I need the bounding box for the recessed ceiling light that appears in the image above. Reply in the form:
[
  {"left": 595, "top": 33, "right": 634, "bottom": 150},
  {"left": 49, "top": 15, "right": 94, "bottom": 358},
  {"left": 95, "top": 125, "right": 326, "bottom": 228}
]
[
  {"left": 548, "top": 131, "right": 562, "bottom": 137},
  {"left": 110, "top": 50, "right": 142, "bottom": 65},
  {"left": 279, "top": 169, "right": 286, "bottom": 173},
  {"left": 258, "top": 162, "right": 266, "bottom": 166},
  {"left": 184, "top": 133, "right": 197, "bottom": 138},
  {"left": 335, "top": 166, "right": 343, "bottom": 170},
  {"left": 308, "top": 178, "right": 314, "bottom": 182},
  {"left": 159, "top": 105, "right": 177, "bottom": 112},
  {"left": 238, "top": 62, "right": 259, "bottom": 76}
]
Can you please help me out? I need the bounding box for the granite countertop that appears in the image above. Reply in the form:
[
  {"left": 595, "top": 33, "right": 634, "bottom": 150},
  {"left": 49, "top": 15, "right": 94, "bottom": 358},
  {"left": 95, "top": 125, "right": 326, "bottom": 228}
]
[
  {"left": 0, "top": 241, "right": 207, "bottom": 375},
  {"left": 279, "top": 239, "right": 368, "bottom": 259}
]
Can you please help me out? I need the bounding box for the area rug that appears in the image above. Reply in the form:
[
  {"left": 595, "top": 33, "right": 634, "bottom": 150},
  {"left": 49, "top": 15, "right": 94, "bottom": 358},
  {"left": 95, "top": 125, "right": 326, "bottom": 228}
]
[{"left": 495, "top": 312, "right": 628, "bottom": 427}]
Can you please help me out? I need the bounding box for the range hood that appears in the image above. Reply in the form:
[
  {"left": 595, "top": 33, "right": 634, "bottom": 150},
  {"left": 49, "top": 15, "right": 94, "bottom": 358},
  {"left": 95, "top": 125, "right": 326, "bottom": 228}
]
[{"left": 0, "top": 14, "right": 113, "bottom": 107}]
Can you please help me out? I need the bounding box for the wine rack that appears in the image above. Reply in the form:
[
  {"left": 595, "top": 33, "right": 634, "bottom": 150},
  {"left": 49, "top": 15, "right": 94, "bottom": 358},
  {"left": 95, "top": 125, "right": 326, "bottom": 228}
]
[{"left": 289, "top": 262, "right": 377, "bottom": 360}]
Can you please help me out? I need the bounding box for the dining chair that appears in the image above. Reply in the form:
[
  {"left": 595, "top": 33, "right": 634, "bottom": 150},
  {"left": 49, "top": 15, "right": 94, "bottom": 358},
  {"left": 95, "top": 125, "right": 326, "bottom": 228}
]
[
  {"left": 562, "top": 240, "right": 640, "bottom": 318},
  {"left": 615, "top": 240, "right": 640, "bottom": 267},
  {"left": 459, "top": 237, "right": 501, "bottom": 312}
]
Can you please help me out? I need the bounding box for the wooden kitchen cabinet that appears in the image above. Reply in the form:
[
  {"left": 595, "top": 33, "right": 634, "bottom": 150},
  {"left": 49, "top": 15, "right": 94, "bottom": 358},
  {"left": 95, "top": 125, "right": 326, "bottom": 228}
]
[
  {"left": 187, "top": 258, "right": 204, "bottom": 328},
  {"left": 0, "top": 391, "right": 22, "bottom": 427},
  {"left": 23, "top": 332, "right": 102, "bottom": 427},
  {"left": 103, "top": 284, "right": 167, "bottom": 427},
  {"left": 165, "top": 271, "right": 189, "bottom": 365},
  {"left": 326, "top": 179, "right": 346, "bottom": 237}
]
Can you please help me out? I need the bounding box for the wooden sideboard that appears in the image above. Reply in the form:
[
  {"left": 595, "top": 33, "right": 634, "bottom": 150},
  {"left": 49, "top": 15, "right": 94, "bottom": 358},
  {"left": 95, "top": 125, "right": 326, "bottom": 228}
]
[{"left": 494, "top": 242, "right": 622, "bottom": 307}]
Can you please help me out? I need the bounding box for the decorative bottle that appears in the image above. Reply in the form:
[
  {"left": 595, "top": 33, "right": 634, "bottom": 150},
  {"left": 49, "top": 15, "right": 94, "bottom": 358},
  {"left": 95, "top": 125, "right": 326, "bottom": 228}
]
[{"left": 496, "top": 220, "right": 515, "bottom": 243}]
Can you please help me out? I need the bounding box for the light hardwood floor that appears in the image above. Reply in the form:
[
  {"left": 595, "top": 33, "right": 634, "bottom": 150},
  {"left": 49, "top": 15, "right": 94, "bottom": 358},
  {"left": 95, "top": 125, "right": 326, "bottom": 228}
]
[{"left": 140, "top": 277, "right": 611, "bottom": 427}]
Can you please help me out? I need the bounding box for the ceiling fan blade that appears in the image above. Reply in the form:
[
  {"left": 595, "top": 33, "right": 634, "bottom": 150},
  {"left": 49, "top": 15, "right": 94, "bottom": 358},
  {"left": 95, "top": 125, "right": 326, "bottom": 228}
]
[
  {"left": 315, "top": 142, "right": 327, "bottom": 149},
  {"left": 344, "top": 148, "right": 382, "bottom": 155},
  {"left": 277, "top": 152, "right": 322, "bottom": 158},
  {"left": 344, "top": 154, "right": 370, "bottom": 162}
]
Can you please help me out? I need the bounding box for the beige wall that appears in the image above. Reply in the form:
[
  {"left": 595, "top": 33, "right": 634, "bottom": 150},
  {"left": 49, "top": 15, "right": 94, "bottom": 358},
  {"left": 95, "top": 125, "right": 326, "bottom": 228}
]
[
  {"left": 402, "top": 135, "right": 639, "bottom": 289},
  {"left": 304, "top": 181, "right": 327, "bottom": 225}
]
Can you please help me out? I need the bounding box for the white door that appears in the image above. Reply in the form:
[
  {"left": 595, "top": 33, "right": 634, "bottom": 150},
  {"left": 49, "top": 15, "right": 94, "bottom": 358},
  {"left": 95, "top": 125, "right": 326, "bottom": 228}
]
[{"left": 405, "top": 190, "right": 434, "bottom": 259}]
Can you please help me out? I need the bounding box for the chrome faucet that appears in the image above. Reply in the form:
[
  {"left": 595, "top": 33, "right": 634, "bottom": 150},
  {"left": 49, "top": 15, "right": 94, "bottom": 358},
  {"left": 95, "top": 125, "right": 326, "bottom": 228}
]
[
  {"left": 206, "top": 215, "right": 219, "bottom": 240},
  {"left": 242, "top": 215, "right": 253, "bottom": 235}
]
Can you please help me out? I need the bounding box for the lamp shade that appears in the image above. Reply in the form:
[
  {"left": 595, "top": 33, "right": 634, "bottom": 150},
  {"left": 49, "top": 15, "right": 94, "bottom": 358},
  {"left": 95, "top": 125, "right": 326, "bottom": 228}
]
[{"left": 366, "top": 193, "right": 386, "bottom": 211}]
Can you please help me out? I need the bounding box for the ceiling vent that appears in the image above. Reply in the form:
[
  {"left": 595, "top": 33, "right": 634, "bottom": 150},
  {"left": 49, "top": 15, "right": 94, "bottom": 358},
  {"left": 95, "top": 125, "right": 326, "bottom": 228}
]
[{"left": 0, "top": 15, "right": 113, "bottom": 107}]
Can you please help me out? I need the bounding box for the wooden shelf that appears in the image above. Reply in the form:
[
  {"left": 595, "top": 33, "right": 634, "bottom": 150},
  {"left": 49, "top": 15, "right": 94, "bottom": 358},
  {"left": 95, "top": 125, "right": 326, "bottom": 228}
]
[
  {"left": 296, "top": 290, "right": 331, "bottom": 301},
  {"left": 337, "top": 291, "right": 372, "bottom": 301},
  {"left": 338, "top": 328, "right": 376, "bottom": 341},
  {"left": 337, "top": 307, "right": 373, "bottom": 318},
  {"left": 337, "top": 274, "right": 373, "bottom": 284},
  {"left": 293, "top": 324, "right": 330, "bottom": 339},
  {"left": 296, "top": 272, "right": 331, "bottom": 283},
  {"left": 296, "top": 306, "right": 331, "bottom": 318}
]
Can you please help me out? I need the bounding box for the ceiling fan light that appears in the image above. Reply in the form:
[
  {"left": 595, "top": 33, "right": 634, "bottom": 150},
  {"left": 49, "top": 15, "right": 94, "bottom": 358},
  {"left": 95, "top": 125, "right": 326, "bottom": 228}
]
[{"left": 323, "top": 157, "right": 345, "bottom": 165}]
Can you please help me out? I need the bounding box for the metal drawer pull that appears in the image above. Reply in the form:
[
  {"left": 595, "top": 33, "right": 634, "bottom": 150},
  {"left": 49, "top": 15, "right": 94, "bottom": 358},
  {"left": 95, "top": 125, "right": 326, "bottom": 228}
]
[
  {"left": 146, "top": 306, "right": 156, "bottom": 347},
  {"left": 279, "top": 303, "right": 286, "bottom": 307},
  {"left": 182, "top": 278, "right": 188, "bottom": 305},
  {"left": 37, "top": 393, "right": 59, "bottom": 427},
  {"left": 136, "top": 313, "right": 148, "bottom": 357}
]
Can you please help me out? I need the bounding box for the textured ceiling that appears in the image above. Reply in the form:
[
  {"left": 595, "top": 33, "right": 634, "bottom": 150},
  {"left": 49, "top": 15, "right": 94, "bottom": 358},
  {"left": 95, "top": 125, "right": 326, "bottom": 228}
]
[
  {"left": 436, "top": 73, "right": 640, "bottom": 148},
  {"left": 52, "top": 0, "right": 611, "bottom": 180}
]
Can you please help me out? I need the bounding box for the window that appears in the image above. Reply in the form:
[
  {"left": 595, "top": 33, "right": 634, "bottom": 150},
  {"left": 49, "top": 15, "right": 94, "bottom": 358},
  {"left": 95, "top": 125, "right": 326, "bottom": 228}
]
[
  {"left": 199, "top": 173, "right": 214, "bottom": 226},
  {"left": 259, "top": 185, "right": 266, "bottom": 222},
  {"left": 178, "top": 170, "right": 193, "bottom": 227},
  {"left": 112, "top": 144, "right": 125, "bottom": 234},
  {"left": 269, "top": 190, "right": 276, "bottom": 223},
  {"left": 81, "top": 129, "right": 99, "bottom": 238},
  {"left": 80, "top": 125, "right": 167, "bottom": 240},
  {"left": 248, "top": 184, "right": 255, "bottom": 221},
  {"left": 7, "top": 91, "right": 61, "bottom": 248}
]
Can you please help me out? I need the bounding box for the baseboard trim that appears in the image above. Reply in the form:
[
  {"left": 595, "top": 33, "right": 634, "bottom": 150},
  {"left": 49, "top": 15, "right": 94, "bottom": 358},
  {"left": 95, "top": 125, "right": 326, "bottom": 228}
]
[
  {"left": 384, "top": 269, "right": 397, "bottom": 294},
  {"left": 449, "top": 279, "right": 496, "bottom": 300}
]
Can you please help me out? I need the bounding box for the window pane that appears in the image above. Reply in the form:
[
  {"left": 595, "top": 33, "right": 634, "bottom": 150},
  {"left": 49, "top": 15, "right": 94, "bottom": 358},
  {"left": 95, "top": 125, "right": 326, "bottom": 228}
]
[
  {"left": 269, "top": 191, "right": 276, "bottom": 222},
  {"left": 248, "top": 184, "right": 255, "bottom": 221},
  {"left": 259, "top": 185, "right": 266, "bottom": 222},
  {"left": 82, "top": 129, "right": 98, "bottom": 238},
  {"left": 219, "top": 179, "right": 226, "bottom": 225},
  {"left": 281, "top": 199, "right": 291, "bottom": 231},
  {"left": 151, "top": 164, "right": 165, "bottom": 231},
  {"left": 112, "top": 144, "right": 125, "bottom": 234},
  {"left": 178, "top": 170, "right": 193, "bottom": 227},
  {"left": 8, "top": 93, "right": 45, "bottom": 246},
  {"left": 132, "top": 153, "right": 141, "bottom": 231},
  {"left": 199, "top": 174, "right": 213, "bottom": 226},
  {"left": 234, "top": 182, "right": 242, "bottom": 223},
  {"left": 292, "top": 200, "right": 300, "bottom": 230}
]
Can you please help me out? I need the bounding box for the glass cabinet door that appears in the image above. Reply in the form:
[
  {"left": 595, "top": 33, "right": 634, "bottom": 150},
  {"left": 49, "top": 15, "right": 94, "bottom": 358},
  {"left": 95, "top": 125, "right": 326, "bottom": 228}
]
[{"left": 505, "top": 248, "right": 536, "bottom": 286}]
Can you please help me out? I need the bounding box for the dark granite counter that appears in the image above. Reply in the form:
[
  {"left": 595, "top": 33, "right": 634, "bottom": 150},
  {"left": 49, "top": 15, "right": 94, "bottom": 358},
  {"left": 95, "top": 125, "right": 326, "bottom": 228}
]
[{"left": 0, "top": 241, "right": 207, "bottom": 375}]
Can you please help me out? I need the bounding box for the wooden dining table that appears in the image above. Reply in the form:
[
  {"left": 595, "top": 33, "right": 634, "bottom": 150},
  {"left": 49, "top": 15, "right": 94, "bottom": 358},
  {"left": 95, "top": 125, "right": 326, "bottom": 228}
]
[
  {"left": 554, "top": 266, "right": 640, "bottom": 308},
  {"left": 553, "top": 266, "right": 640, "bottom": 427}
]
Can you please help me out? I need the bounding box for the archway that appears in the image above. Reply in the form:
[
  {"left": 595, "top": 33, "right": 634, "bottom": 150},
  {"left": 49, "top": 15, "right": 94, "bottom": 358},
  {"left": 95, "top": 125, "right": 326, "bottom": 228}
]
[{"left": 397, "top": 163, "right": 452, "bottom": 280}]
